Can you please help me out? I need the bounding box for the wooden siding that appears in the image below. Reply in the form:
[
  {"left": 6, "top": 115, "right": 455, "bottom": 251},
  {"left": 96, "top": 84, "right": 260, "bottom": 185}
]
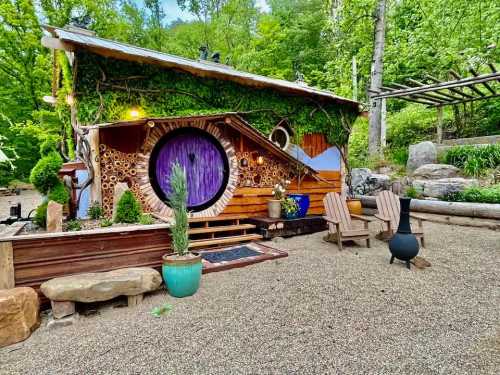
[
  {"left": 301, "top": 133, "right": 330, "bottom": 158},
  {"left": 221, "top": 171, "right": 341, "bottom": 217},
  {"left": 12, "top": 228, "right": 171, "bottom": 295}
]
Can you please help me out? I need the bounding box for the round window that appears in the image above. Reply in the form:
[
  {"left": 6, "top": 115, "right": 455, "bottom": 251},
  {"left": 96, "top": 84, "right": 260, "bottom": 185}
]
[
  {"left": 269, "top": 126, "right": 291, "bottom": 150},
  {"left": 149, "top": 127, "right": 229, "bottom": 212}
]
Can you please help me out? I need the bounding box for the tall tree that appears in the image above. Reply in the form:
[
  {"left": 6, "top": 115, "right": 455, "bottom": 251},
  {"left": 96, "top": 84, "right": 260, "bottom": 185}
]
[{"left": 368, "top": 0, "right": 386, "bottom": 157}]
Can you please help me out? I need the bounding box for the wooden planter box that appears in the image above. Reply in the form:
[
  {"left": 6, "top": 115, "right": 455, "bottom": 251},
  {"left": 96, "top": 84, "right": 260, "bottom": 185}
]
[{"left": 0, "top": 223, "right": 171, "bottom": 294}]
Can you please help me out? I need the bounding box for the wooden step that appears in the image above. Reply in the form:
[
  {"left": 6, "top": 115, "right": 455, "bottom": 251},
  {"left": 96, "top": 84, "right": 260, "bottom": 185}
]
[
  {"left": 188, "top": 233, "right": 262, "bottom": 249},
  {"left": 188, "top": 224, "right": 256, "bottom": 235},
  {"left": 188, "top": 214, "right": 248, "bottom": 223}
]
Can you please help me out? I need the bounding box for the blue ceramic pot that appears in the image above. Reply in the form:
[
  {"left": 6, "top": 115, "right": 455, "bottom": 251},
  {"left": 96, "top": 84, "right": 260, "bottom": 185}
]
[
  {"left": 283, "top": 210, "right": 299, "bottom": 220},
  {"left": 162, "top": 254, "right": 202, "bottom": 298},
  {"left": 288, "top": 194, "right": 310, "bottom": 218}
]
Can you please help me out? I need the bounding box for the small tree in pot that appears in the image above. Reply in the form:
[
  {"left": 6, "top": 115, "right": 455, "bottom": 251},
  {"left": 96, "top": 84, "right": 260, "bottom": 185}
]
[{"left": 162, "top": 162, "right": 202, "bottom": 298}]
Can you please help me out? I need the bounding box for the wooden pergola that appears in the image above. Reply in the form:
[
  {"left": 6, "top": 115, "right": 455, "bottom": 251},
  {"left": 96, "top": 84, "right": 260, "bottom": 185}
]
[{"left": 370, "top": 64, "right": 499, "bottom": 143}]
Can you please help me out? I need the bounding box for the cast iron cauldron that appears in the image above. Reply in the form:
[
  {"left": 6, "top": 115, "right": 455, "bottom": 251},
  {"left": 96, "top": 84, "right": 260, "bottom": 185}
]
[{"left": 388, "top": 197, "right": 419, "bottom": 269}]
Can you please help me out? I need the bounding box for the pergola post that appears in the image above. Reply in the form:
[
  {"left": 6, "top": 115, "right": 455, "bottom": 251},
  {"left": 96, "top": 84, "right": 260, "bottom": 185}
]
[{"left": 436, "top": 105, "right": 443, "bottom": 144}]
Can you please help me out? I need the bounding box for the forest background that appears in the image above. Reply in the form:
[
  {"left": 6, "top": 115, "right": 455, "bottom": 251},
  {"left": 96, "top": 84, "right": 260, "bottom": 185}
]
[{"left": 0, "top": 0, "right": 498, "bottom": 185}]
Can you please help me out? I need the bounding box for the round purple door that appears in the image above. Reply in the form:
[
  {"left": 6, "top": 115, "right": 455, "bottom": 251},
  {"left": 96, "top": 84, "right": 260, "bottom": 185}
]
[{"left": 150, "top": 128, "right": 229, "bottom": 211}]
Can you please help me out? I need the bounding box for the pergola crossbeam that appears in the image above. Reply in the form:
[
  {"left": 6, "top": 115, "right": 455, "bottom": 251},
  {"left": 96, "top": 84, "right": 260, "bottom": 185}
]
[{"left": 469, "top": 67, "right": 496, "bottom": 95}]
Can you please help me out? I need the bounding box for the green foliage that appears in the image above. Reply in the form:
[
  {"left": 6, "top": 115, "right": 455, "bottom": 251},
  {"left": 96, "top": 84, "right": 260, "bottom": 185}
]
[
  {"left": 151, "top": 303, "right": 173, "bottom": 318},
  {"left": 87, "top": 201, "right": 103, "bottom": 220},
  {"left": 39, "top": 135, "right": 60, "bottom": 157},
  {"left": 66, "top": 219, "right": 82, "bottom": 232},
  {"left": 114, "top": 190, "right": 142, "bottom": 223},
  {"left": 444, "top": 145, "right": 500, "bottom": 177},
  {"left": 139, "top": 213, "right": 155, "bottom": 225},
  {"left": 168, "top": 162, "right": 189, "bottom": 256},
  {"left": 34, "top": 201, "right": 48, "bottom": 228},
  {"left": 281, "top": 196, "right": 299, "bottom": 216},
  {"left": 75, "top": 52, "right": 355, "bottom": 143},
  {"left": 100, "top": 217, "right": 113, "bottom": 227},
  {"left": 405, "top": 186, "right": 423, "bottom": 200},
  {"left": 443, "top": 185, "right": 500, "bottom": 204},
  {"left": 47, "top": 181, "right": 69, "bottom": 204},
  {"left": 348, "top": 117, "right": 369, "bottom": 168},
  {"left": 29, "top": 152, "right": 63, "bottom": 194}
]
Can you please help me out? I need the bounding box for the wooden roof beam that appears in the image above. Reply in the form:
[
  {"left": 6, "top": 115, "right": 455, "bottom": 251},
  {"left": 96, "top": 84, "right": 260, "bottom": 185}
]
[
  {"left": 488, "top": 63, "right": 497, "bottom": 73},
  {"left": 469, "top": 67, "right": 496, "bottom": 95},
  {"left": 406, "top": 78, "right": 465, "bottom": 101},
  {"left": 424, "top": 74, "right": 474, "bottom": 98},
  {"left": 371, "top": 72, "right": 499, "bottom": 100},
  {"left": 388, "top": 83, "right": 448, "bottom": 104},
  {"left": 449, "top": 69, "right": 486, "bottom": 97}
]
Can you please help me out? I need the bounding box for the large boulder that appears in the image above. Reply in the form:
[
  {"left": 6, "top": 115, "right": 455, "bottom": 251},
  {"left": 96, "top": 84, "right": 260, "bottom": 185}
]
[
  {"left": 40, "top": 267, "right": 162, "bottom": 303},
  {"left": 407, "top": 141, "right": 437, "bottom": 172},
  {"left": 351, "top": 168, "right": 390, "bottom": 195},
  {"left": 413, "top": 178, "right": 479, "bottom": 198},
  {"left": 0, "top": 287, "right": 40, "bottom": 348},
  {"left": 412, "top": 164, "right": 460, "bottom": 180}
]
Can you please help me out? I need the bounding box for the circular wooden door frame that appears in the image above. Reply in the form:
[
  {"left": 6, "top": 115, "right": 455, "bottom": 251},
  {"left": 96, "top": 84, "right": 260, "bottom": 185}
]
[{"left": 136, "top": 119, "right": 238, "bottom": 218}]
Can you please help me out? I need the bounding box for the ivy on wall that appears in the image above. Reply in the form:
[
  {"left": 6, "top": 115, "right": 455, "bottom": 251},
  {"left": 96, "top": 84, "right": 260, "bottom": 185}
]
[{"left": 74, "top": 52, "right": 358, "bottom": 146}]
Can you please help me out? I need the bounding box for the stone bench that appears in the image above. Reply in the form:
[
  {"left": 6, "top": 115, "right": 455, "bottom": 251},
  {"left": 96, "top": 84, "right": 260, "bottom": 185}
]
[{"left": 40, "top": 268, "right": 162, "bottom": 321}]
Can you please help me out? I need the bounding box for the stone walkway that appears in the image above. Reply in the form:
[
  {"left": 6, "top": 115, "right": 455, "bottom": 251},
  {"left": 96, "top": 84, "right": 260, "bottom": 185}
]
[{"left": 0, "top": 221, "right": 499, "bottom": 374}]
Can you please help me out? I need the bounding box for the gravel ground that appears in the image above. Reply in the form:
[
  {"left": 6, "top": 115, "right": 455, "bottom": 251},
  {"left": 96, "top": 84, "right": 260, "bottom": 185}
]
[{"left": 1, "top": 221, "right": 499, "bottom": 374}]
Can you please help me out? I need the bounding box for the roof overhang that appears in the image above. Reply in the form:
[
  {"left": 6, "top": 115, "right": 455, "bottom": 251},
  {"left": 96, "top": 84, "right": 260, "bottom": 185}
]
[{"left": 42, "top": 25, "right": 360, "bottom": 111}]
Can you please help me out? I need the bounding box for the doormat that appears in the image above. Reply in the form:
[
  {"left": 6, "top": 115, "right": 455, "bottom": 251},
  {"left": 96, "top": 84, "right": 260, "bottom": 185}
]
[
  {"left": 200, "top": 246, "right": 262, "bottom": 263},
  {"left": 194, "top": 243, "right": 288, "bottom": 274}
]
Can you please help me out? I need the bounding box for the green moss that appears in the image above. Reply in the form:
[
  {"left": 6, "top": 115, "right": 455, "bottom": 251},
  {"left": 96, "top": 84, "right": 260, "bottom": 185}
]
[
  {"left": 75, "top": 52, "right": 357, "bottom": 144},
  {"left": 114, "top": 191, "right": 142, "bottom": 223}
]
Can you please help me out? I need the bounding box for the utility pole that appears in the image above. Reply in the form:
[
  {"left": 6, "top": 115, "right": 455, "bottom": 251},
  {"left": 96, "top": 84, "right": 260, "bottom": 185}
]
[{"left": 368, "top": 0, "right": 387, "bottom": 157}]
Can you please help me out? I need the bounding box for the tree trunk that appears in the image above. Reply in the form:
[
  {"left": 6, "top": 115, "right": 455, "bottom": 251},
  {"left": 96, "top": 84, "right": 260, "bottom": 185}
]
[{"left": 368, "top": 0, "right": 387, "bottom": 157}]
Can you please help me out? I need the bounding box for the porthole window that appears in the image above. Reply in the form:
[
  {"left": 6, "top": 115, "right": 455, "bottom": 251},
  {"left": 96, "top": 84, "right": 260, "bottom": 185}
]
[{"left": 269, "top": 126, "right": 291, "bottom": 150}]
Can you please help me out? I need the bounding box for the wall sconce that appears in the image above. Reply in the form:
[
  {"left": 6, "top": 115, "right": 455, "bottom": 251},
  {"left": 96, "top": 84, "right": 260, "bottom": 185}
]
[
  {"left": 129, "top": 108, "right": 140, "bottom": 119},
  {"left": 256, "top": 156, "right": 264, "bottom": 166}
]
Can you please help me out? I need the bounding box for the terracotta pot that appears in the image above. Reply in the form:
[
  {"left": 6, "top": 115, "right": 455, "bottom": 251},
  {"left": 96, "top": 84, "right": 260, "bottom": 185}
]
[
  {"left": 267, "top": 199, "right": 281, "bottom": 218},
  {"left": 346, "top": 198, "right": 363, "bottom": 215},
  {"left": 162, "top": 253, "right": 202, "bottom": 298}
]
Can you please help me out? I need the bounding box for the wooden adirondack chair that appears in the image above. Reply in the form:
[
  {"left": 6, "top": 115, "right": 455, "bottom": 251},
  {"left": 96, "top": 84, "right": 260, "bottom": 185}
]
[
  {"left": 322, "top": 192, "right": 371, "bottom": 250},
  {"left": 375, "top": 190, "right": 425, "bottom": 247}
]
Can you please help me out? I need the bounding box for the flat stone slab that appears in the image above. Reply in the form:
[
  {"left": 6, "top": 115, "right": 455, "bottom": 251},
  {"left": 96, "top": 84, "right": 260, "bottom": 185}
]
[{"left": 40, "top": 267, "right": 162, "bottom": 303}]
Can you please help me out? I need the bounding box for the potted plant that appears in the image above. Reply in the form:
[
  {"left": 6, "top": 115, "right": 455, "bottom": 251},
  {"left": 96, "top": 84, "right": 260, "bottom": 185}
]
[
  {"left": 269, "top": 180, "right": 289, "bottom": 218},
  {"left": 288, "top": 137, "right": 310, "bottom": 218},
  {"left": 281, "top": 196, "right": 299, "bottom": 219},
  {"left": 162, "top": 162, "right": 202, "bottom": 298}
]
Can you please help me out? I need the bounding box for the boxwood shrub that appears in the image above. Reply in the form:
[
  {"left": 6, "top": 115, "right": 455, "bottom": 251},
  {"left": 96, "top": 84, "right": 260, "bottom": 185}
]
[{"left": 114, "top": 191, "right": 142, "bottom": 223}]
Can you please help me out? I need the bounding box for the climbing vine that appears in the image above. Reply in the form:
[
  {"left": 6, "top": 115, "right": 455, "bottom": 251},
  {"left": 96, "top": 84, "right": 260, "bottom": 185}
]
[{"left": 74, "top": 52, "right": 358, "bottom": 146}]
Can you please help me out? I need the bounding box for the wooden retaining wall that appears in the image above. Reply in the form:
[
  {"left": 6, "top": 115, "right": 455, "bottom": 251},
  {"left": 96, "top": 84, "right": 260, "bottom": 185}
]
[{"left": 0, "top": 225, "right": 171, "bottom": 294}]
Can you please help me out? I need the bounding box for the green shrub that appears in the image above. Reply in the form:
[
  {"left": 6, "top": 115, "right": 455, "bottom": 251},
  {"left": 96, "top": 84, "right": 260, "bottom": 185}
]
[
  {"left": 443, "top": 185, "right": 500, "bottom": 204},
  {"left": 168, "top": 162, "right": 189, "bottom": 256},
  {"left": 348, "top": 117, "right": 369, "bottom": 168},
  {"left": 39, "top": 135, "right": 60, "bottom": 156},
  {"left": 29, "top": 152, "right": 63, "bottom": 194},
  {"left": 47, "top": 181, "right": 69, "bottom": 204},
  {"left": 87, "top": 201, "right": 103, "bottom": 220},
  {"left": 444, "top": 144, "right": 500, "bottom": 177},
  {"left": 66, "top": 219, "right": 82, "bottom": 231},
  {"left": 100, "top": 217, "right": 113, "bottom": 227},
  {"left": 34, "top": 201, "right": 48, "bottom": 228},
  {"left": 114, "top": 191, "right": 142, "bottom": 223},
  {"left": 139, "top": 213, "right": 155, "bottom": 225},
  {"left": 405, "top": 186, "right": 423, "bottom": 199}
]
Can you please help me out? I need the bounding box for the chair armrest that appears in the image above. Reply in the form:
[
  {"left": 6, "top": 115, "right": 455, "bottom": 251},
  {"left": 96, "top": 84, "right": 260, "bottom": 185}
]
[
  {"left": 350, "top": 214, "right": 372, "bottom": 222},
  {"left": 322, "top": 216, "right": 340, "bottom": 224},
  {"left": 374, "top": 213, "right": 390, "bottom": 222},
  {"left": 409, "top": 213, "right": 426, "bottom": 221}
]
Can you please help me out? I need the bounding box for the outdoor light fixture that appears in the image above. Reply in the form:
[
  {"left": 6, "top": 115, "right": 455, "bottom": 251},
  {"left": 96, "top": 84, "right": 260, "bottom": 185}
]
[
  {"left": 256, "top": 156, "right": 264, "bottom": 165},
  {"left": 129, "top": 107, "right": 141, "bottom": 119}
]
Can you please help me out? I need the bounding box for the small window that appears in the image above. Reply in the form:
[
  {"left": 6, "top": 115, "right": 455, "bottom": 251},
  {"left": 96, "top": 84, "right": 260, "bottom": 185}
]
[{"left": 269, "top": 126, "right": 291, "bottom": 150}]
